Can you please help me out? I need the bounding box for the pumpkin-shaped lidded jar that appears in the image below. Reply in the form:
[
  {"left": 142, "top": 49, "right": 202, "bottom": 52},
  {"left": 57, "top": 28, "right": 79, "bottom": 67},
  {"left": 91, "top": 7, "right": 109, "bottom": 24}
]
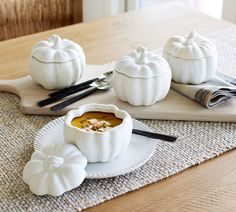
[
  {"left": 113, "top": 47, "right": 171, "bottom": 106},
  {"left": 29, "top": 34, "right": 86, "bottom": 89},
  {"left": 163, "top": 31, "right": 218, "bottom": 84}
]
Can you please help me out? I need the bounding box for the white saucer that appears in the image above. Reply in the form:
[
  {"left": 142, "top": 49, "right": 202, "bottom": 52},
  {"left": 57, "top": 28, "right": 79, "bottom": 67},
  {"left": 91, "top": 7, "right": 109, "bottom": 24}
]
[{"left": 34, "top": 117, "right": 156, "bottom": 179}]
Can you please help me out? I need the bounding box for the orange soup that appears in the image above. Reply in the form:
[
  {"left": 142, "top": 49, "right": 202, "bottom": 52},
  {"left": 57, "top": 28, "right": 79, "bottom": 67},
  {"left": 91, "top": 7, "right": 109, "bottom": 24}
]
[{"left": 71, "top": 112, "right": 122, "bottom": 132}]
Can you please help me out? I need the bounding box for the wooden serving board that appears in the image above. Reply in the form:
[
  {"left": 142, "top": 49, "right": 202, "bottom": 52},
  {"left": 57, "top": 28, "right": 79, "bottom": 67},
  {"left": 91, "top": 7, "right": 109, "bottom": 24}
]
[{"left": 0, "top": 64, "right": 236, "bottom": 122}]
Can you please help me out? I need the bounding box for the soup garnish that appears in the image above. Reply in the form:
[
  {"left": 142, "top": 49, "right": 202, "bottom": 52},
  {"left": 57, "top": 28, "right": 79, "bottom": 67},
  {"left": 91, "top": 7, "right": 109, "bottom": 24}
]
[{"left": 71, "top": 112, "right": 122, "bottom": 132}]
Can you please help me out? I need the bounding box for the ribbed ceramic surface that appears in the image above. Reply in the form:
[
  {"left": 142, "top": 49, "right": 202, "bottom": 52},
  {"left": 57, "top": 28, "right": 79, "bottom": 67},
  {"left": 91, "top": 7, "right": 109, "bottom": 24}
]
[
  {"left": 113, "top": 70, "right": 171, "bottom": 106},
  {"left": 163, "top": 31, "right": 217, "bottom": 59},
  {"left": 163, "top": 52, "right": 217, "bottom": 84}
]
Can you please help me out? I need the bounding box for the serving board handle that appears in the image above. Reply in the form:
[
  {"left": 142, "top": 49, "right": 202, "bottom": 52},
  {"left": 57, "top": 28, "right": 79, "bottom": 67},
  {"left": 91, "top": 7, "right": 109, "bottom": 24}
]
[{"left": 0, "top": 76, "right": 33, "bottom": 97}]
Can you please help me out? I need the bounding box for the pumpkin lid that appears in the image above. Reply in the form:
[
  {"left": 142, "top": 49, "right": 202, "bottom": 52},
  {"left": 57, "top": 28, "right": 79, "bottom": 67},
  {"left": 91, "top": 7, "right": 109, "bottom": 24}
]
[
  {"left": 163, "top": 31, "right": 217, "bottom": 60},
  {"left": 30, "top": 34, "right": 84, "bottom": 63},
  {"left": 114, "top": 47, "right": 171, "bottom": 79},
  {"left": 23, "top": 143, "right": 87, "bottom": 196}
]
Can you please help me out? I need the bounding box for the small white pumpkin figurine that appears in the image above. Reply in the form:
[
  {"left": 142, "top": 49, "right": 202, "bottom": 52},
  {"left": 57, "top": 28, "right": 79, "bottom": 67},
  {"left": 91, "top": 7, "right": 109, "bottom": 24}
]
[
  {"left": 113, "top": 47, "right": 171, "bottom": 106},
  {"left": 29, "top": 34, "right": 86, "bottom": 89},
  {"left": 163, "top": 31, "right": 218, "bottom": 84},
  {"left": 23, "top": 144, "right": 87, "bottom": 196}
]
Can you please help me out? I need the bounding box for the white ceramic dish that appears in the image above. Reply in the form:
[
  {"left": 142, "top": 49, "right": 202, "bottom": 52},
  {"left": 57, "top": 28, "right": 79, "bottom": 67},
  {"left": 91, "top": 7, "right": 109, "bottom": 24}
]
[
  {"left": 29, "top": 34, "right": 85, "bottom": 90},
  {"left": 64, "top": 104, "right": 133, "bottom": 163},
  {"left": 34, "top": 117, "right": 156, "bottom": 179},
  {"left": 163, "top": 31, "right": 218, "bottom": 84},
  {"left": 113, "top": 47, "right": 171, "bottom": 106}
]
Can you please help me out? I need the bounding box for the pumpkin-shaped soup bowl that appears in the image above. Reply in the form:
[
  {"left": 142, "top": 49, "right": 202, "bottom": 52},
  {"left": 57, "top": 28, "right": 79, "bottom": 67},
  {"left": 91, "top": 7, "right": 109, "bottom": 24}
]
[
  {"left": 29, "top": 34, "right": 86, "bottom": 90},
  {"left": 163, "top": 31, "right": 218, "bottom": 84},
  {"left": 113, "top": 47, "right": 172, "bottom": 106},
  {"left": 64, "top": 104, "right": 133, "bottom": 163}
]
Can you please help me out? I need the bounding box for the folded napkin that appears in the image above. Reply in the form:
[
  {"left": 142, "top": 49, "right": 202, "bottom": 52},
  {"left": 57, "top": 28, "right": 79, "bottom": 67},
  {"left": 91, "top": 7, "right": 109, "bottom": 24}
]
[{"left": 171, "top": 72, "right": 236, "bottom": 108}]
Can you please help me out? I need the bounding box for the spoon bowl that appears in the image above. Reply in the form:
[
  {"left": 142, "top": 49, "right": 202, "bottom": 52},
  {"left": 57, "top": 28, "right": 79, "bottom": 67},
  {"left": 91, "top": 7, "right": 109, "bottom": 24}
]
[
  {"left": 50, "top": 73, "right": 113, "bottom": 111},
  {"left": 90, "top": 78, "right": 113, "bottom": 90}
]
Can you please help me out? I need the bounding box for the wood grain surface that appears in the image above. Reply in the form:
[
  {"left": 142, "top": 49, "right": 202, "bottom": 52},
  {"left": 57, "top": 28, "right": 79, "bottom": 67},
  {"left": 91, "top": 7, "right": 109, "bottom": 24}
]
[
  {"left": 0, "top": 0, "right": 82, "bottom": 41},
  {"left": 0, "top": 2, "right": 236, "bottom": 211}
]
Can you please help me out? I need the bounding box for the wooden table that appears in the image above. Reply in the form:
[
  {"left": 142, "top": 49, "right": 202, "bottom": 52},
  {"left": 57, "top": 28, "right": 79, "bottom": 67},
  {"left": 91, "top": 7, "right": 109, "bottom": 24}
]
[{"left": 1, "top": 2, "right": 236, "bottom": 211}]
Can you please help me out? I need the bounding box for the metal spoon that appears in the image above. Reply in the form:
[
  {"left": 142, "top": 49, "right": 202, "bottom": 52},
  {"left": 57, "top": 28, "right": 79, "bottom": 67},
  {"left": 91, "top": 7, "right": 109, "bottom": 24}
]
[
  {"left": 50, "top": 77, "right": 113, "bottom": 111},
  {"left": 38, "top": 71, "right": 113, "bottom": 107}
]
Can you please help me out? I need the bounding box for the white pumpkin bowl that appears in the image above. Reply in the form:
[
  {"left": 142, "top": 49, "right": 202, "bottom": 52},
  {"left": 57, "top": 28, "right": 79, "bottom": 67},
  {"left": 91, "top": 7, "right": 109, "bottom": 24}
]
[
  {"left": 28, "top": 34, "right": 86, "bottom": 90},
  {"left": 163, "top": 31, "right": 218, "bottom": 85},
  {"left": 64, "top": 104, "right": 133, "bottom": 163},
  {"left": 162, "top": 53, "right": 217, "bottom": 84},
  {"left": 113, "top": 47, "right": 172, "bottom": 106},
  {"left": 29, "top": 58, "right": 84, "bottom": 89},
  {"left": 113, "top": 71, "right": 171, "bottom": 106}
]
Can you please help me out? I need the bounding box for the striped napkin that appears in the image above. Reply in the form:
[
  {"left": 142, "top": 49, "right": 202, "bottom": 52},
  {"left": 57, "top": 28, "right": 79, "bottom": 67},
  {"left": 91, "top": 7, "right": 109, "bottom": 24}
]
[{"left": 171, "top": 72, "right": 236, "bottom": 108}]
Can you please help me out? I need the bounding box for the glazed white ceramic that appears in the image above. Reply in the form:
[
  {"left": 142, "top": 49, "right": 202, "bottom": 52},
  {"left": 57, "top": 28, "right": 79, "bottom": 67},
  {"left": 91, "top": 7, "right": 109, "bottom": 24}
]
[
  {"left": 64, "top": 104, "right": 133, "bottom": 163},
  {"left": 28, "top": 34, "right": 86, "bottom": 89},
  {"left": 113, "top": 47, "right": 172, "bottom": 106},
  {"left": 34, "top": 117, "right": 156, "bottom": 179},
  {"left": 163, "top": 31, "right": 218, "bottom": 84},
  {"left": 23, "top": 143, "right": 87, "bottom": 196}
]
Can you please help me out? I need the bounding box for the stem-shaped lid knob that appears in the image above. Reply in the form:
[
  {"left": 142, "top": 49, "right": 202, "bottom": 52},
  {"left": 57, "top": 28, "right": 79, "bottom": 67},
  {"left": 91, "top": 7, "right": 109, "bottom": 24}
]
[
  {"left": 184, "top": 30, "right": 198, "bottom": 45},
  {"left": 48, "top": 34, "right": 62, "bottom": 49},
  {"left": 136, "top": 46, "right": 149, "bottom": 64},
  {"left": 45, "top": 155, "right": 64, "bottom": 171}
]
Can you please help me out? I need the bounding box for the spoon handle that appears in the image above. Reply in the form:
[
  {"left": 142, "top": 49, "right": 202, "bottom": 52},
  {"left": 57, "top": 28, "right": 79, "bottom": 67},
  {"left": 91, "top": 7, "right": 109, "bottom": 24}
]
[
  {"left": 38, "top": 84, "right": 91, "bottom": 107},
  {"left": 48, "top": 78, "right": 97, "bottom": 97},
  {"left": 50, "top": 87, "right": 98, "bottom": 111},
  {"left": 132, "top": 129, "right": 177, "bottom": 142}
]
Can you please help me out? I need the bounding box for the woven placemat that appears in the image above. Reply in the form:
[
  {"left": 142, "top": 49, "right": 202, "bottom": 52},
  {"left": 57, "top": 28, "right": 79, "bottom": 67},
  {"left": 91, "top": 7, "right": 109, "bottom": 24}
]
[{"left": 1, "top": 27, "right": 236, "bottom": 211}]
